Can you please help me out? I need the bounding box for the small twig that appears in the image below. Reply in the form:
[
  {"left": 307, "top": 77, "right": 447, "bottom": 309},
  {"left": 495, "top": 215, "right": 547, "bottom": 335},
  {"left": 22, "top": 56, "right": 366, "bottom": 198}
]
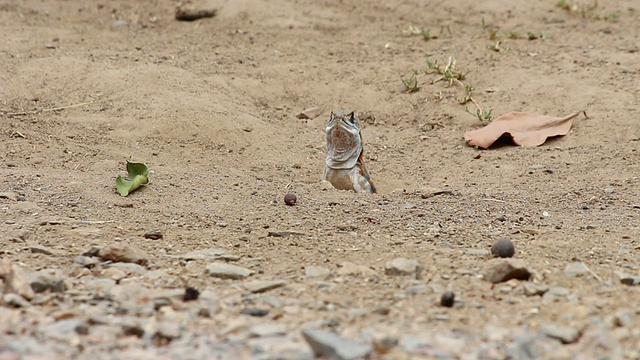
[
  {"left": 5, "top": 100, "right": 98, "bottom": 117},
  {"left": 421, "top": 190, "right": 455, "bottom": 199},
  {"left": 581, "top": 262, "right": 603, "bottom": 282},
  {"left": 482, "top": 198, "right": 506, "bottom": 203},
  {"left": 75, "top": 220, "right": 115, "bottom": 225},
  {"left": 10, "top": 131, "right": 26, "bottom": 139},
  {"left": 469, "top": 96, "right": 483, "bottom": 114}
]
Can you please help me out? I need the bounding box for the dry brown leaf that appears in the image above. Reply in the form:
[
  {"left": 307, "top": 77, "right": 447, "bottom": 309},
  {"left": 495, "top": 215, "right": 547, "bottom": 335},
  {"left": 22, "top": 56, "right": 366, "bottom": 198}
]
[{"left": 464, "top": 111, "right": 587, "bottom": 149}]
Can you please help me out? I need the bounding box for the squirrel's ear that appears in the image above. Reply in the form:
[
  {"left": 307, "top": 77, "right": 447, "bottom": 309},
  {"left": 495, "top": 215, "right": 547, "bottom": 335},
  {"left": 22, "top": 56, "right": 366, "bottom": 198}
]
[{"left": 348, "top": 112, "right": 355, "bottom": 123}]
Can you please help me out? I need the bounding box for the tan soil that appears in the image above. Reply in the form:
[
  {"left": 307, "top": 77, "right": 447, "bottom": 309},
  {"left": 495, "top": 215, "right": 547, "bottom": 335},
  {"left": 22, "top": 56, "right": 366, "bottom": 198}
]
[{"left": 1, "top": 0, "right": 639, "bottom": 357}]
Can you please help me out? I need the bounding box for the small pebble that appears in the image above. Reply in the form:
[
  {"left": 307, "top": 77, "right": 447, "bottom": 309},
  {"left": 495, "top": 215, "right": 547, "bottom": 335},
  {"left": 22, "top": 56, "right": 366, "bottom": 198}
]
[
  {"left": 491, "top": 238, "right": 515, "bottom": 258},
  {"left": 483, "top": 259, "right": 532, "bottom": 283},
  {"left": 144, "top": 232, "right": 163, "bottom": 240},
  {"left": 241, "top": 308, "right": 269, "bottom": 317},
  {"left": 284, "top": 193, "right": 297, "bottom": 206},
  {"left": 440, "top": 291, "right": 455, "bottom": 307}
]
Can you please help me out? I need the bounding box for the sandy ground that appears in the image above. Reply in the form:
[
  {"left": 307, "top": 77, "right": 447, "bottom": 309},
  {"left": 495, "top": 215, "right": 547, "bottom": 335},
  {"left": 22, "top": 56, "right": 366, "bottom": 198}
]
[{"left": 1, "top": 0, "right": 640, "bottom": 358}]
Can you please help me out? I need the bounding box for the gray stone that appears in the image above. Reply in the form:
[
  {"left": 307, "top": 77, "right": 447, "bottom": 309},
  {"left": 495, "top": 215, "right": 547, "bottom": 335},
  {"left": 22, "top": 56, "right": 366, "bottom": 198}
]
[
  {"left": 249, "top": 338, "right": 314, "bottom": 360},
  {"left": 304, "top": 265, "right": 331, "bottom": 279},
  {"left": 9, "top": 229, "right": 30, "bottom": 241},
  {"left": 102, "top": 267, "right": 129, "bottom": 281},
  {"left": 86, "top": 324, "right": 122, "bottom": 345},
  {"left": 612, "top": 310, "right": 635, "bottom": 327},
  {"left": 483, "top": 259, "right": 532, "bottom": 284},
  {"left": 90, "top": 315, "right": 145, "bottom": 337},
  {"left": 30, "top": 246, "right": 60, "bottom": 256},
  {"left": 563, "top": 262, "right": 589, "bottom": 277},
  {"left": 82, "top": 277, "right": 117, "bottom": 296},
  {"left": 464, "top": 249, "right": 491, "bottom": 256},
  {"left": 39, "top": 319, "right": 88, "bottom": 336},
  {"left": 509, "top": 331, "right": 563, "bottom": 359},
  {"left": 370, "top": 334, "right": 398, "bottom": 353},
  {"left": 155, "top": 321, "right": 182, "bottom": 341},
  {"left": 401, "top": 334, "right": 434, "bottom": 354},
  {"left": 207, "top": 262, "right": 254, "bottom": 279},
  {"left": 153, "top": 288, "right": 189, "bottom": 303},
  {"left": 620, "top": 275, "right": 640, "bottom": 286},
  {"left": 523, "top": 282, "right": 549, "bottom": 296},
  {"left": 4, "top": 336, "right": 54, "bottom": 355},
  {"left": 73, "top": 227, "right": 103, "bottom": 239},
  {"left": 268, "top": 231, "right": 305, "bottom": 237},
  {"left": 302, "top": 328, "right": 373, "bottom": 360},
  {"left": 30, "top": 272, "right": 67, "bottom": 293},
  {"left": 0, "top": 192, "right": 17, "bottom": 201},
  {"left": 181, "top": 248, "right": 240, "bottom": 261},
  {"left": 107, "top": 262, "right": 148, "bottom": 275},
  {"left": 141, "top": 269, "right": 170, "bottom": 281},
  {"left": 73, "top": 255, "right": 99, "bottom": 268},
  {"left": 541, "top": 324, "right": 581, "bottom": 344},
  {"left": 249, "top": 323, "right": 287, "bottom": 337},
  {"left": 2, "top": 293, "right": 31, "bottom": 308},
  {"left": 384, "top": 258, "right": 421, "bottom": 277},
  {"left": 372, "top": 306, "right": 390, "bottom": 316},
  {"left": 542, "top": 287, "right": 571, "bottom": 301},
  {"left": 98, "top": 244, "right": 149, "bottom": 265},
  {"left": 244, "top": 280, "right": 286, "bottom": 293},
  {"left": 296, "top": 107, "right": 323, "bottom": 120},
  {"left": 0, "top": 259, "right": 35, "bottom": 300},
  {"left": 336, "top": 262, "right": 377, "bottom": 277},
  {"left": 105, "top": 283, "right": 147, "bottom": 303},
  {"left": 82, "top": 246, "right": 103, "bottom": 257},
  {"left": 405, "top": 285, "right": 427, "bottom": 296}
]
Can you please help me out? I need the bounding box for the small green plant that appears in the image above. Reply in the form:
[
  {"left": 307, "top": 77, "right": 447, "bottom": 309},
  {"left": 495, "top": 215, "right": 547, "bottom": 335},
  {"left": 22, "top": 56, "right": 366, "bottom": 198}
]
[
  {"left": 426, "top": 55, "right": 467, "bottom": 86},
  {"left": 481, "top": 17, "right": 500, "bottom": 40},
  {"left": 527, "top": 32, "right": 540, "bottom": 40},
  {"left": 420, "top": 28, "right": 431, "bottom": 41},
  {"left": 403, "top": 25, "right": 436, "bottom": 40},
  {"left": 556, "top": 0, "right": 619, "bottom": 21},
  {"left": 401, "top": 54, "right": 490, "bottom": 122},
  {"left": 465, "top": 107, "right": 493, "bottom": 122},
  {"left": 401, "top": 74, "right": 420, "bottom": 93},
  {"left": 507, "top": 31, "right": 521, "bottom": 39},
  {"left": 482, "top": 18, "right": 549, "bottom": 49},
  {"left": 458, "top": 84, "right": 492, "bottom": 122},
  {"left": 487, "top": 40, "right": 508, "bottom": 52},
  {"left": 603, "top": 12, "right": 619, "bottom": 21}
]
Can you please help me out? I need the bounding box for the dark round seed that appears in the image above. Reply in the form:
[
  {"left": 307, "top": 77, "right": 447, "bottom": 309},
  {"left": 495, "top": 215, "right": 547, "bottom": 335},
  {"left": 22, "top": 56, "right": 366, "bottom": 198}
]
[
  {"left": 491, "top": 238, "right": 515, "bottom": 258},
  {"left": 440, "top": 291, "right": 455, "bottom": 307},
  {"left": 284, "top": 193, "right": 297, "bottom": 206},
  {"left": 183, "top": 286, "right": 200, "bottom": 301}
]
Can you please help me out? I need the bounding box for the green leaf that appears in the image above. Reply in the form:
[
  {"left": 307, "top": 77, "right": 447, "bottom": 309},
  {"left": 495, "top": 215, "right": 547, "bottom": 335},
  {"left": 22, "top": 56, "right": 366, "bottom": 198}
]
[{"left": 116, "top": 160, "right": 149, "bottom": 196}]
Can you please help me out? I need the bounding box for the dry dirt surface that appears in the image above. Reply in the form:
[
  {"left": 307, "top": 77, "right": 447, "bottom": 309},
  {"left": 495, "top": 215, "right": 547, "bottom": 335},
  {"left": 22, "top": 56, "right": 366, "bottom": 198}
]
[{"left": 1, "top": 0, "right": 639, "bottom": 359}]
